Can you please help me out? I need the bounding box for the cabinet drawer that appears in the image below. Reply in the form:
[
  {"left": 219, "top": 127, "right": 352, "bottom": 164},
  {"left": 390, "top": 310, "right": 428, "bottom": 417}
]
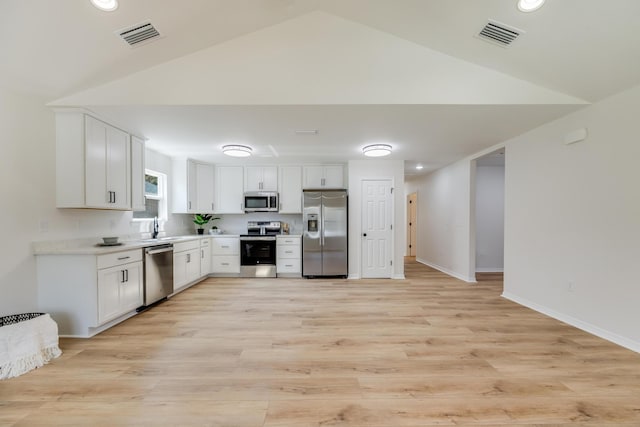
[
  {"left": 277, "top": 259, "right": 301, "bottom": 273},
  {"left": 211, "top": 237, "right": 239, "bottom": 255},
  {"left": 97, "top": 249, "right": 142, "bottom": 270},
  {"left": 174, "top": 239, "right": 200, "bottom": 253},
  {"left": 277, "top": 245, "right": 300, "bottom": 259},
  {"left": 212, "top": 255, "right": 240, "bottom": 273},
  {"left": 277, "top": 237, "right": 301, "bottom": 246},
  {"left": 200, "top": 237, "right": 210, "bottom": 247}
]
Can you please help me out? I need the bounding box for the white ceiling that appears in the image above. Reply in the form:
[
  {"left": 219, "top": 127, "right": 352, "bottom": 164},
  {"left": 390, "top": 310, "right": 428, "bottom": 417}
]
[{"left": 3, "top": 0, "right": 640, "bottom": 175}]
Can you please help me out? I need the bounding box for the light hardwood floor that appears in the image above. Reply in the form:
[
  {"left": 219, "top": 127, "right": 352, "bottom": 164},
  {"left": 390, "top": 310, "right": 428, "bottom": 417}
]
[{"left": 2, "top": 258, "right": 640, "bottom": 426}]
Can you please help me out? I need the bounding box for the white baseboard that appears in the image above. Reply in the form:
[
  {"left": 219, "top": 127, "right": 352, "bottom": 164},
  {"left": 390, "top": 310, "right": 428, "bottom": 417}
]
[
  {"left": 475, "top": 267, "right": 504, "bottom": 273},
  {"left": 393, "top": 274, "right": 406, "bottom": 280},
  {"left": 502, "top": 292, "right": 640, "bottom": 354},
  {"left": 416, "top": 258, "right": 476, "bottom": 283},
  {"left": 347, "top": 274, "right": 360, "bottom": 280}
]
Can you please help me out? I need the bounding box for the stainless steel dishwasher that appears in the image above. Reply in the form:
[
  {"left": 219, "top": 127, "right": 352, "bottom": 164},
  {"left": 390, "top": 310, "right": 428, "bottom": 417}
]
[{"left": 142, "top": 244, "right": 174, "bottom": 307}]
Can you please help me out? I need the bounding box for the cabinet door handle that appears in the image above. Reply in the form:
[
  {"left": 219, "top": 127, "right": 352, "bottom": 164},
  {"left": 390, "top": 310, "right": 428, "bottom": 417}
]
[
  {"left": 117, "top": 256, "right": 130, "bottom": 260},
  {"left": 285, "top": 264, "right": 293, "bottom": 267},
  {"left": 187, "top": 253, "right": 191, "bottom": 263},
  {"left": 285, "top": 250, "right": 293, "bottom": 254},
  {"left": 121, "top": 270, "right": 126, "bottom": 283},
  {"left": 221, "top": 245, "right": 229, "bottom": 249},
  {"left": 113, "top": 191, "right": 116, "bottom": 204},
  {"left": 188, "top": 201, "right": 191, "bottom": 210},
  {"left": 321, "top": 178, "right": 325, "bottom": 186},
  {"left": 201, "top": 249, "right": 204, "bottom": 259},
  {"left": 125, "top": 269, "right": 128, "bottom": 282},
  {"left": 212, "top": 202, "right": 214, "bottom": 211},
  {"left": 221, "top": 262, "right": 229, "bottom": 266}
]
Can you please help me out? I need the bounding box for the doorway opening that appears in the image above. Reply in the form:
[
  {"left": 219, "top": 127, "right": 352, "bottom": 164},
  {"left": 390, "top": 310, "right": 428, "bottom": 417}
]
[{"left": 473, "top": 148, "right": 505, "bottom": 287}]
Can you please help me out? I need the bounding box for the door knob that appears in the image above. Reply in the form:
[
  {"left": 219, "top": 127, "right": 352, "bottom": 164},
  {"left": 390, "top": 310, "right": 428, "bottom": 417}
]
[{"left": 363, "top": 233, "right": 367, "bottom": 237}]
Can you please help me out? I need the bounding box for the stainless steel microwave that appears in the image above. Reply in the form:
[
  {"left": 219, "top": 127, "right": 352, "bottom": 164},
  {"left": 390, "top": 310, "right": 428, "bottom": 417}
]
[{"left": 243, "top": 191, "right": 279, "bottom": 212}]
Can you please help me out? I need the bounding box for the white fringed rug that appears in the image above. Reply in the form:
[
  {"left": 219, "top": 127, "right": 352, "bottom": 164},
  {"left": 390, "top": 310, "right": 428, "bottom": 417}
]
[{"left": 0, "top": 313, "right": 62, "bottom": 380}]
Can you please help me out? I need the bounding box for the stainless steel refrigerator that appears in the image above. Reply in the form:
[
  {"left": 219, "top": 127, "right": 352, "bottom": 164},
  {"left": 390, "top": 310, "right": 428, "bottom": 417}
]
[{"left": 302, "top": 190, "right": 348, "bottom": 277}]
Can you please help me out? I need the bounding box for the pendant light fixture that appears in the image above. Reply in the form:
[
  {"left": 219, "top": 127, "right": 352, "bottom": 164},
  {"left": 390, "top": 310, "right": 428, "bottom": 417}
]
[
  {"left": 222, "top": 145, "right": 252, "bottom": 157},
  {"left": 362, "top": 144, "right": 392, "bottom": 157}
]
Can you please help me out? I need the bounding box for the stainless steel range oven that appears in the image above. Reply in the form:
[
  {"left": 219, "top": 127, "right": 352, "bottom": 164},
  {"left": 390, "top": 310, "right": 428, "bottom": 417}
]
[{"left": 240, "top": 221, "right": 281, "bottom": 278}]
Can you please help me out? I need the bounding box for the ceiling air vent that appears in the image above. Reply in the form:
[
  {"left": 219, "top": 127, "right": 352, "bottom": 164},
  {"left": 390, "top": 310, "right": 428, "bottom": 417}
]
[
  {"left": 476, "top": 20, "right": 524, "bottom": 48},
  {"left": 116, "top": 21, "right": 161, "bottom": 47}
]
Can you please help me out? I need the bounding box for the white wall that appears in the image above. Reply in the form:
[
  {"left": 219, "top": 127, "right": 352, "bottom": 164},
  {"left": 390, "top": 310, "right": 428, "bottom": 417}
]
[
  {"left": 503, "top": 84, "right": 640, "bottom": 351},
  {"left": 0, "top": 87, "right": 186, "bottom": 317},
  {"left": 348, "top": 159, "right": 405, "bottom": 279},
  {"left": 475, "top": 165, "right": 505, "bottom": 272},
  {"left": 411, "top": 159, "right": 476, "bottom": 282}
]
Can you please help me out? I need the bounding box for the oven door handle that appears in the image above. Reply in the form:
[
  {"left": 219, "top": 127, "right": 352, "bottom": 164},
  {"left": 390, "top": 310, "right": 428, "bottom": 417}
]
[{"left": 241, "top": 237, "right": 277, "bottom": 241}]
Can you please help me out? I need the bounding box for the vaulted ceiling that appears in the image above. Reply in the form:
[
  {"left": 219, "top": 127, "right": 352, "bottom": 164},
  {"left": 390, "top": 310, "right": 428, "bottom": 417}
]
[{"left": 3, "top": 0, "right": 640, "bottom": 173}]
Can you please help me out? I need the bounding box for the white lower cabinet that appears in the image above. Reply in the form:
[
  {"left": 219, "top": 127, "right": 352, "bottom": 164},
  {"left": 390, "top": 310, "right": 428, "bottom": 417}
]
[
  {"left": 36, "top": 248, "right": 143, "bottom": 337},
  {"left": 200, "top": 237, "right": 211, "bottom": 276},
  {"left": 211, "top": 236, "right": 240, "bottom": 275},
  {"left": 97, "top": 261, "right": 143, "bottom": 325},
  {"left": 173, "top": 240, "right": 201, "bottom": 291},
  {"left": 276, "top": 235, "right": 301, "bottom": 277}
]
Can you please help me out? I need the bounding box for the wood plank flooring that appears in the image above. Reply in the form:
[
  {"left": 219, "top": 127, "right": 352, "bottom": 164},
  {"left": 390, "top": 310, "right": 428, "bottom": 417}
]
[{"left": 2, "top": 258, "right": 640, "bottom": 426}]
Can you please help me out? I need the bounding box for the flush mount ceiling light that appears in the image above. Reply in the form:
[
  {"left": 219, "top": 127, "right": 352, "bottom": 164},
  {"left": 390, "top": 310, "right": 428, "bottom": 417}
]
[
  {"left": 90, "top": 0, "right": 118, "bottom": 11},
  {"left": 416, "top": 165, "right": 424, "bottom": 170},
  {"left": 362, "top": 144, "right": 392, "bottom": 157},
  {"left": 517, "top": 0, "right": 545, "bottom": 12},
  {"left": 222, "top": 145, "right": 252, "bottom": 157}
]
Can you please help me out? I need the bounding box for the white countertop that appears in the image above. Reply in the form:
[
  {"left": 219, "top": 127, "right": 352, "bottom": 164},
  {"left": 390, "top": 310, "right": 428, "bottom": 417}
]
[{"left": 33, "top": 234, "right": 240, "bottom": 256}]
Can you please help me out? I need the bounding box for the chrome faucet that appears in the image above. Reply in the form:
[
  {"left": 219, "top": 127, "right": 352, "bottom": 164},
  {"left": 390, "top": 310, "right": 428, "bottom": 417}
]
[{"left": 151, "top": 216, "right": 159, "bottom": 239}]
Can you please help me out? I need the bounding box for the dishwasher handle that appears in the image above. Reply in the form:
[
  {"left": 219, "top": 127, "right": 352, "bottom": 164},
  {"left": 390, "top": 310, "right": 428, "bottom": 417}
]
[{"left": 145, "top": 244, "right": 173, "bottom": 255}]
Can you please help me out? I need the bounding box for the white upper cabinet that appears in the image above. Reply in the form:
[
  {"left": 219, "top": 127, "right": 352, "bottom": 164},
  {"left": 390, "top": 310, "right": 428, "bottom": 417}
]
[
  {"left": 244, "top": 166, "right": 278, "bottom": 191},
  {"left": 55, "top": 111, "right": 133, "bottom": 210},
  {"left": 215, "top": 165, "right": 244, "bottom": 214},
  {"left": 130, "top": 135, "right": 146, "bottom": 212},
  {"left": 278, "top": 165, "right": 302, "bottom": 213},
  {"left": 302, "top": 165, "right": 344, "bottom": 189},
  {"left": 195, "top": 162, "right": 215, "bottom": 213},
  {"left": 172, "top": 159, "right": 215, "bottom": 214}
]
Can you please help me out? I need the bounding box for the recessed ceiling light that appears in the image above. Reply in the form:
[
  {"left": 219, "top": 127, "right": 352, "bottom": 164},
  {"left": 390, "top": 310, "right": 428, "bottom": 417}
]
[
  {"left": 416, "top": 165, "right": 424, "bottom": 170},
  {"left": 90, "top": 0, "right": 118, "bottom": 12},
  {"left": 362, "top": 144, "right": 392, "bottom": 157},
  {"left": 517, "top": 0, "right": 545, "bottom": 12},
  {"left": 222, "top": 145, "right": 252, "bottom": 157},
  {"left": 294, "top": 130, "right": 318, "bottom": 135}
]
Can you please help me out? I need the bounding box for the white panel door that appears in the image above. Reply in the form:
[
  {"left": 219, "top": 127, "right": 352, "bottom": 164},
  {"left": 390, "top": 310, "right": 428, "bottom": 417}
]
[{"left": 361, "top": 180, "right": 393, "bottom": 278}]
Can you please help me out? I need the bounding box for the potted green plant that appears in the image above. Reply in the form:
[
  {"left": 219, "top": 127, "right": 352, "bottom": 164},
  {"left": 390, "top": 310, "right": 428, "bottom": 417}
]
[{"left": 193, "top": 214, "right": 219, "bottom": 234}]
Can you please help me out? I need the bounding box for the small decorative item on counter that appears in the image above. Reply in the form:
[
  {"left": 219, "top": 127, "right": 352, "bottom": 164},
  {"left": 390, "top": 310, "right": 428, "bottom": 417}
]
[
  {"left": 102, "top": 236, "right": 118, "bottom": 245},
  {"left": 193, "top": 214, "right": 220, "bottom": 235}
]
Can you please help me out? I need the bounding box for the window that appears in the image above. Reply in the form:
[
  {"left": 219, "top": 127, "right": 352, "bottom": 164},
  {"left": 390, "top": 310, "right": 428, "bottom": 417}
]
[{"left": 133, "top": 170, "right": 167, "bottom": 220}]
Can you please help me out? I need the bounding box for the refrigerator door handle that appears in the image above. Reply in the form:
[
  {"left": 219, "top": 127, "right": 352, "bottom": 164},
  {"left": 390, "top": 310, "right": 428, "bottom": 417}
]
[{"left": 320, "top": 203, "right": 324, "bottom": 247}]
